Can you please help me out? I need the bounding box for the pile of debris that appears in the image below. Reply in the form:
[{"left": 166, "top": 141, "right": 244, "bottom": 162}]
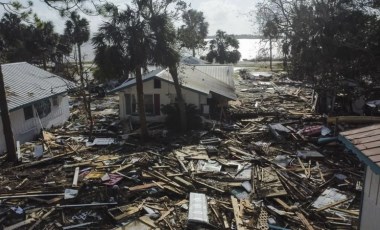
[{"left": 0, "top": 76, "right": 366, "bottom": 229}]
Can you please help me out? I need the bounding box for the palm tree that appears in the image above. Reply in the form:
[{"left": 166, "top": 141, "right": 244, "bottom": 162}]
[
  {"left": 93, "top": 7, "right": 151, "bottom": 139},
  {"left": 93, "top": 1, "right": 189, "bottom": 136},
  {"left": 149, "top": 13, "right": 187, "bottom": 132},
  {"left": 64, "top": 11, "right": 93, "bottom": 138},
  {"left": 178, "top": 9, "right": 209, "bottom": 57}
]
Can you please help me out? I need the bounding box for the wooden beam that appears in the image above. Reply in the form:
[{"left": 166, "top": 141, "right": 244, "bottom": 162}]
[
  {"left": 231, "top": 196, "right": 244, "bottom": 230},
  {"left": 72, "top": 167, "right": 79, "bottom": 187},
  {"left": 4, "top": 218, "right": 35, "bottom": 230}
]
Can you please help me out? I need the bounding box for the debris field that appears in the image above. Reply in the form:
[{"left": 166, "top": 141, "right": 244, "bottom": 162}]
[{"left": 0, "top": 75, "right": 367, "bottom": 230}]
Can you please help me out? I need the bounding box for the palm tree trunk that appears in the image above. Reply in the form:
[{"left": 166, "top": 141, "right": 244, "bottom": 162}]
[
  {"left": 169, "top": 66, "right": 187, "bottom": 132},
  {"left": 269, "top": 37, "right": 273, "bottom": 71},
  {"left": 77, "top": 44, "right": 93, "bottom": 139},
  {"left": 135, "top": 66, "right": 149, "bottom": 140},
  {"left": 0, "top": 64, "right": 17, "bottom": 162},
  {"left": 192, "top": 48, "right": 196, "bottom": 57}
]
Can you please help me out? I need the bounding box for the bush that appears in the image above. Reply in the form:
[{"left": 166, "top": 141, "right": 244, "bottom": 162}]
[{"left": 161, "top": 103, "right": 202, "bottom": 131}]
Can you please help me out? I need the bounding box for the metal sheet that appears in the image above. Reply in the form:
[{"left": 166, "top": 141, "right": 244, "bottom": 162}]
[{"left": 188, "top": 192, "right": 209, "bottom": 224}]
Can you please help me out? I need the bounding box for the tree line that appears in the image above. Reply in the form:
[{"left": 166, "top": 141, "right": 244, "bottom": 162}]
[{"left": 256, "top": 0, "right": 380, "bottom": 113}]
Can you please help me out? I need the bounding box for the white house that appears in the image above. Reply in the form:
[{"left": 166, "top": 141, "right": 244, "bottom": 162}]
[
  {"left": 111, "top": 64, "right": 236, "bottom": 122},
  {"left": 339, "top": 124, "right": 380, "bottom": 230},
  {"left": 0, "top": 62, "right": 75, "bottom": 153}
]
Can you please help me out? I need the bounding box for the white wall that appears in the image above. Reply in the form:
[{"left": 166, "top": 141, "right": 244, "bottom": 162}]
[
  {"left": 0, "top": 94, "right": 70, "bottom": 154},
  {"left": 119, "top": 79, "right": 207, "bottom": 122},
  {"left": 360, "top": 166, "right": 380, "bottom": 230}
]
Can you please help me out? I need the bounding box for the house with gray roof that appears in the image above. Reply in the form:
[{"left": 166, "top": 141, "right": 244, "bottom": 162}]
[
  {"left": 0, "top": 62, "right": 75, "bottom": 153},
  {"left": 111, "top": 64, "right": 236, "bottom": 122}
]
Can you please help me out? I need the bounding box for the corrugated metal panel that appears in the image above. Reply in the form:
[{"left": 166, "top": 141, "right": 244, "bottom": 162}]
[
  {"left": 112, "top": 65, "right": 237, "bottom": 100},
  {"left": 339, "top": 124, "right": 380, "bottom": 174},
  {"left": 194, "top": 65, "right": 235, "bottom": 88},
  {"left": 2, "top": 62, "right": 75, "bottom": 111}
]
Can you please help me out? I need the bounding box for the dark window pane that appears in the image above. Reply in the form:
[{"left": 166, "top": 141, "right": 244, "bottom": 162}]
[
  {"left": 52, "top": 96, "right": 58, "bottom": 106},
  {"left": 23, "top": 106, "right": 34, "bottom": 120},
  {"left": 154, "top": 79, "right": 161, "bottom": 89},
  {"left": 34, "top": 99, "right": 51, "bottom": 118}
]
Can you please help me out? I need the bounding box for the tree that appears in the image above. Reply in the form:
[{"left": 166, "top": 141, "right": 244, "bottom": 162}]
[
  {"left": 206, "top": 30, "right": 241, "bottom": 64},
  {"left": 92, "top": 12, "right": 130, "bottom": 83},
  {"left": 64, "top": 11, "right": 94, "bottom": 137},
  {"left": 93, "top": 0, "right": 188, "bottom": 135},
  {"left": 255, "top": 0, "right": 380, "bottom": 113},
  {"left": 261, "top": 20, "right": 279, "bottom": 70},
  {"left": 0, "top": 1, "right": 32, "bottom": 162},
  {"left": 29, "top": 18, "right": 59, "bottom": 70},
  {"left": 178, "top": 9, "right": 209, "bottom": 57}
]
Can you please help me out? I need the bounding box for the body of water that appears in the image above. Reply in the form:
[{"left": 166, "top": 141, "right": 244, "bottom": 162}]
[{"left": 81, "top": 39, "right": 282, "bottom": 62}]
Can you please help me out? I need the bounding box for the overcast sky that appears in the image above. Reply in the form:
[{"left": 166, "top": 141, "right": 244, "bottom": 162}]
[{"left": 8, "top": 0, "right": 257, "bottom": 36}]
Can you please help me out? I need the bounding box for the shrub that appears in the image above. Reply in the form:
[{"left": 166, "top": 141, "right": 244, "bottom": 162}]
[{"left": 161, "top": 103, "right": 202, "bottom": 131}]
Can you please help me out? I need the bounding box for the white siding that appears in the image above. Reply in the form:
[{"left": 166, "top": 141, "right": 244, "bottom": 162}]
[
  {"left": 0, "top": 95, "right": 70, "bottom": 154},
  {"left": 119, "top": 79, "right": 208, "bottom": 121},
  {"left": 360, "top": 166, "right": 380, "bottom": 230}
]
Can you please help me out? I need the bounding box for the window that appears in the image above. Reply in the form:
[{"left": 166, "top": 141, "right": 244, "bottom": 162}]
[
  {"left": 23, "top": 106, "right": 34, "bottom": 120},
  {"left": 144, "top": 94, "right": 154, "bottom": 115},
  {"left": 52, "top": 96, "right": 58, "bottom": 106},
  {"left": 34, "top": 99, "right": 51, "bottom": 118},
  {"left": 154, "top": 79, "right": 161, "bottom": 89}
]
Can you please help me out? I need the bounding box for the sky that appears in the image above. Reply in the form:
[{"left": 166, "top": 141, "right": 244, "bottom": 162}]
[{"left": 7, "top": 0, "right": 257, "bottom": 36}]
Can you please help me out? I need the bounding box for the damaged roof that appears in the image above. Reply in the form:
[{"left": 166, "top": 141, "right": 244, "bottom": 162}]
[
  {"left": 112, "top": 65, "right": 237, "bottom": 100},
  {"left": 1, "top": 62, "right": 76, "bottom": 112},
  {"left": 192, "top": 65, "right": 235, "bottom": 88},
  {"left": 339, "top": 124, "right": 380, "bottom": 174}
]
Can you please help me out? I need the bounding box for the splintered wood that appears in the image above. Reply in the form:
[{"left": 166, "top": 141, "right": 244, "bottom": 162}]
[{"left": 255, "top": 167, "right": 287, "bottom": 198}]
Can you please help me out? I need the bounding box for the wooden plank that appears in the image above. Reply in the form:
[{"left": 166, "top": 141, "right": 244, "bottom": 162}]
[
  {"left": 155, "top": 207, "right": 174, "bottom": 223},
  {"left": 296, "top": 212, "right": 314, "bottom": 230},
  {"left": 273, "top": 198, "right": 291, "bottom": 211},
  {"left": 176, "top": 155, "right": 188, "bottom": 173},
  {"left": 228, "top": 146, "right": 254, "bottom": 157},
  {"left": 4, "top": 218, "right": 35, "bottom": 230},
  {"left": 356, "top": 141, "right": 380, "bottom": 151},
  {"left": 297, "top": 157, "right": 308, "bottom": 176},
  {"left": 139, "top": 216, "right": 156, "bottom": 228},
  {"left": 111, "top": 163, "right": 133, "bottom": 173},
  {"left": 231, "top": 196, "right": 244, "bottom": 230},
  {"left": 340, "top": 124, "right": 380, "bottom": 136},
  {"left": 72, "top": 167, "right": 79, "bottom": 187},
  {"left": 352, "top": 135, "right": 380, "bottom": 145},
  {"left": 315, "top": 198, "right": 351, "bottom": 212},
  {"left": 173, "top": 176, "right": 193, "bottom": 187},
  {"left": 193, "top": 180, "right": 225, "bottom": 193},
  {"left": 28, "top": 208, "right": 55, "bottom": 230},
  {"left": 128, "top": 182, "right": 166, "bottom": 191}
]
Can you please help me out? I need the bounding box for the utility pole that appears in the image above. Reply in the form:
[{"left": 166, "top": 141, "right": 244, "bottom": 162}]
[{"left": 0, "top": 64, "right": 17, "bottom": 162}]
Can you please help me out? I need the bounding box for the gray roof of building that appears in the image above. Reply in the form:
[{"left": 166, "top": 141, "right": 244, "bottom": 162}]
[
  {"left": 192, "top": 65, "right": 235, "bottom": 88},
  {"left": 181, "top": 56, "right": 208, "bottom": 65},
  {"left": 1, "top": 62, "right": 76, "bottom": 112},
  {"left": 111, "top": 65, "right": 236, "bottom": 100}
]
